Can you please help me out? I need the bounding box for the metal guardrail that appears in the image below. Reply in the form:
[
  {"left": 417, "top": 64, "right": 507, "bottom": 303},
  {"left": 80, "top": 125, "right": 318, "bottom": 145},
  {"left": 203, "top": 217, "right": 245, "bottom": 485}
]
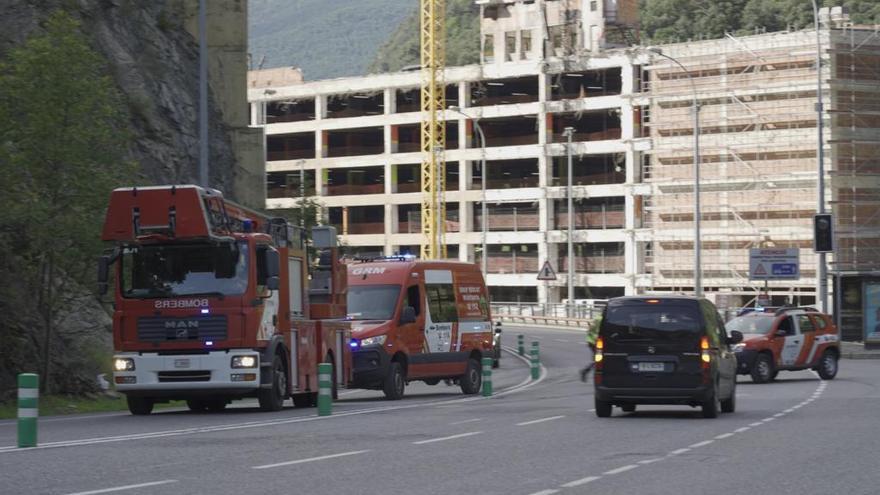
[{"left": 490, "top": 302, "right": 604, "bottom": 328}]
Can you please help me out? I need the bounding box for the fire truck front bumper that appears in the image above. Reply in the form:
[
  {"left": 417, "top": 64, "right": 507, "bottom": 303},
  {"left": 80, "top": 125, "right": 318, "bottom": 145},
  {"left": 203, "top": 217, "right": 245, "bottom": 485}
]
[{"left": 112, "top": 350, "right": 261, "bottom": 398}]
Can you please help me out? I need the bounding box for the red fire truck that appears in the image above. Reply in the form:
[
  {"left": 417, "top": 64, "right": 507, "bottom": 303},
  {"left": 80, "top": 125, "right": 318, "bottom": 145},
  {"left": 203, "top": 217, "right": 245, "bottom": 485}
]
[{"left": 99, "top": 185, "right": 351, "bottom": 415}]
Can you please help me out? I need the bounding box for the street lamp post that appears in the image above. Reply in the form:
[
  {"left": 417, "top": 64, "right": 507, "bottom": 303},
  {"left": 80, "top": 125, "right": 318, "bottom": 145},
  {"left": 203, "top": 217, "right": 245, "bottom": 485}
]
[
  {"left": 562, "top": 127, "right": 575, "bottom": 317},
  {"left": 449, "top": 106, "right": 487, "bottom": 278},
  {"left": 811, "top": 0, "right": 828, "bottom": 313},
  {"left": 648, "top": 48, "right": 702, "bottom": 298}
]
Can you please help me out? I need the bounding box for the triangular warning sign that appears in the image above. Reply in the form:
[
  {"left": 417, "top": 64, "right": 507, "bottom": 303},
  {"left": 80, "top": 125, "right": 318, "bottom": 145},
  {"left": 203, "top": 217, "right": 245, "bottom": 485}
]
[
  {"left": 754, "top": 263, "right": 767, "bottom": 276},
  {"left": 537, "top": 261, "right": 557, "bottom": 281}
]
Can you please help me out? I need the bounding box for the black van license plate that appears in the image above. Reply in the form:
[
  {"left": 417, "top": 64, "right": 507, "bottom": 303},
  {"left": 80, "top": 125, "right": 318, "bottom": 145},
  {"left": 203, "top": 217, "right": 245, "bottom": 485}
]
[{"left": 635, "top": 362, "right": 666, "bottom": 372}]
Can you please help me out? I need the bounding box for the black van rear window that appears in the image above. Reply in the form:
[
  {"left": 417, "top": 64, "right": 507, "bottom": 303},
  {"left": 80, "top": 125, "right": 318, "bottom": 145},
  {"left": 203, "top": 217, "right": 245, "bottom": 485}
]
[{"left": 602, "top": 301, "right": 703, "bottom": 343}]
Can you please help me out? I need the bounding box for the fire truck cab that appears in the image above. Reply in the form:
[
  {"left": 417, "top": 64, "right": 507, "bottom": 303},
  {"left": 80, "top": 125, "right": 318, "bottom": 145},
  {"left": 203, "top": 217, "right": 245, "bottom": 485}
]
[
  {"left": 99, "top": 185, "right": 350, "bottom": 414},
  {"left": 346, "top": 257, "right": 495, "bottom": 399}
]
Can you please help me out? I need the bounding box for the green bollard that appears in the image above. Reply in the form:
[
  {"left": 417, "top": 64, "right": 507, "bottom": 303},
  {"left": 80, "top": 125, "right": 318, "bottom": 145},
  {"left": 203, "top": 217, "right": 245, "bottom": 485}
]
[
  {"left": 481, "top": 357, "right": 493, "bottom": 397},
  {"left": 317, "top": 363, "right": 332, "bottom": 416},
  {"left": 17, "top": 373, "right": 38, "bottom": 448},
  {"left": 517, "top": 334, "right": 524, "bottom": 356},
  {"left": 530, "top": 342, "right": 540, "bottom": 380}
]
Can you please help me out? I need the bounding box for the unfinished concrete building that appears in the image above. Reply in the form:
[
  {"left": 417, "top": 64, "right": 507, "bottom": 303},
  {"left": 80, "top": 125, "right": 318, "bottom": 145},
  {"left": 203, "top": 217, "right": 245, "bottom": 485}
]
[{"left": 249, "top": 1, "right": 880, "bottom": 340}]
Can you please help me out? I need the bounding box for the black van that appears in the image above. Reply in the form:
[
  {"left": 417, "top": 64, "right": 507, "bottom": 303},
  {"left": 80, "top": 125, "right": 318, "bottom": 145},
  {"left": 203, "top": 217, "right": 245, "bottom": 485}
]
[{"left": 593, "top": 296, "right": 743, "bottom": 418}]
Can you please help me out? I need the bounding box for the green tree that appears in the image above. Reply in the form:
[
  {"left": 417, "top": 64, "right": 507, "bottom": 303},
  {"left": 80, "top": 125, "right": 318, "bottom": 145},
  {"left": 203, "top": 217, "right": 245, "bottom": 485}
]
[{"left": 0, "top": 11, "right": 135, "bottom": 393}]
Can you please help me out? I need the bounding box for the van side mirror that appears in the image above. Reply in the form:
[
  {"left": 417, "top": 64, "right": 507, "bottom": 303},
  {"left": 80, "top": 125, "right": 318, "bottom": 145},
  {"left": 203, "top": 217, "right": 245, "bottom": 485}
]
[
  {"left": 774, "top": 329, "right": 787, "bottom": 338},
  {"left": 400, "top": 306, "right": 416, "bottom": 324},
  {"left": 266, "top": 276, "right": 280, "bottom": 291},
  {"left": 728, "top": 330, "right": 743, "bottom": 344},
  {"left": 97, "top": 255, "right": 110, "bottom": 295}
]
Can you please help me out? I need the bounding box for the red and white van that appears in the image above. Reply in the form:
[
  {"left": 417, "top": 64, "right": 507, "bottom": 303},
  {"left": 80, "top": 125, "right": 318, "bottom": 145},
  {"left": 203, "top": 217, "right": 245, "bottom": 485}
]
[
  {"left": 726, "top": 307, "right": 840, "bottom": 383},
  {"left": 346, "top": 258, "right": 495, "bottom": 399}
]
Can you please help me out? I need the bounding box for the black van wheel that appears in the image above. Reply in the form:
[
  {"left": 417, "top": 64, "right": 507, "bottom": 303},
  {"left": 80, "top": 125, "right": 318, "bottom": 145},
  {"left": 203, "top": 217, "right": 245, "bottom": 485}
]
[
  {"left": 751, "top": 353, "right": 775, "bottom": 383},
  {"left": 459, "top": 358, "right": 482, "bottom": 395},
  {"left": 383, "top": 362, "right": 405, "bottom": 400},
  {"left": 720, "top": 381, "right": 736, "bottom": 413},
  {"left": 701, "top": 390, "right": 720, "bottom": 418},
  {"left": 595, "top": 398, "right": 612, "bottom": 417},
  {"left": 817, "top": 351, "right": 838, "bottom": 380}
]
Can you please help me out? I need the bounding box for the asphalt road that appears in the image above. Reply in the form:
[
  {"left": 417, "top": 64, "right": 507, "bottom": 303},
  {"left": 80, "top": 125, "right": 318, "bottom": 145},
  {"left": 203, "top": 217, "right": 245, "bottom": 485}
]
[{"left": 1, "top": 325, "right": 879, "bottom": 495}]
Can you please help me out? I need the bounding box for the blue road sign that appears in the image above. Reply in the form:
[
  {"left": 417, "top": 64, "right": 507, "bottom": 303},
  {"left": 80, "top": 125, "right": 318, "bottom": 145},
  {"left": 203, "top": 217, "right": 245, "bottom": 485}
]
[{"left": 771, "top": 263, "right": 798, "bottom": 276}]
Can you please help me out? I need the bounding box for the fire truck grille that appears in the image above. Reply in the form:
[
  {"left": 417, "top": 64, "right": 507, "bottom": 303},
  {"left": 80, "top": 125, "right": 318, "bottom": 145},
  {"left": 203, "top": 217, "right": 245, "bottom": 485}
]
[
  {"left": 137, "top": 316, "right": 228, "bottom": 342},
  {"left": 158, "top": 370, "right": 212, "bottom": 382}
]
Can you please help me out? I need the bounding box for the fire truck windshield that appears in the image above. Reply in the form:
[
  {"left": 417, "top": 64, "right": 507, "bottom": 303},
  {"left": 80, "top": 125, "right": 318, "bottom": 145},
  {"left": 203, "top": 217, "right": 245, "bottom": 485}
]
[
  {"left": 347, "top": 285, "right": 401, "bottom": 320},
  {"left": 121, "top": 242, "right": 248, "bottom": 299}
]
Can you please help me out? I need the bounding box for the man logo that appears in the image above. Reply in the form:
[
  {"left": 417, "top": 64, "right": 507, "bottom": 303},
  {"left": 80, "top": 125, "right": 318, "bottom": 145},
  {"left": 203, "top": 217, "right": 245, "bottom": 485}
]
[
  {"left": 164, "top": 320, "right": 199, "bottom": 329},
  {"left": 647, "top": 346, "right": 656, "bottom": 354}
]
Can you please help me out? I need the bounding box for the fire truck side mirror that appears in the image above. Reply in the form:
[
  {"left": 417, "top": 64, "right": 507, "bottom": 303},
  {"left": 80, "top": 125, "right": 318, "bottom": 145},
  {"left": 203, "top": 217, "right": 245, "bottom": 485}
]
[
  {"left": 264, "top": 248, "right": 280, "bottom": 291},
  {"left": 97, "top": 255, "right": 110, "bottom": 295}
]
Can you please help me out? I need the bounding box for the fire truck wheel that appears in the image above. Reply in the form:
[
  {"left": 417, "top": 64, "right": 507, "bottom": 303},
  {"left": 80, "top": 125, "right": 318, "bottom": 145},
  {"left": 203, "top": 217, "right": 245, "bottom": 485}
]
[
  {"left": 383, "top": 362, "right": 405, "bottom": 400},
  {"left": 459, "top": 358, "right": 482, "bottom": 395},
  {"left": 750, "top": 353, "right": 775, "bottom": 384},
  {"left": 205, "top": 399, "right": 228, "bottom": 412},
  {"left": 259, "top": 354, "right": 287, "bottom": 412},
  {"left": 817, "top": 351, "right": 838, "bottom": 380},
  {"left": 186, "top": 399, "right": 207, "bottom": 412},
  {"left": 127, "top": 396, "right": 154, "bottom": 415}
]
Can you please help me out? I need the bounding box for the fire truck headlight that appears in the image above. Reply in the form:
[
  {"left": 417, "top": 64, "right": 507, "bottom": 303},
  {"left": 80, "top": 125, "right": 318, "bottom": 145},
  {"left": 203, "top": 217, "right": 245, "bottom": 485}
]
[
  {"left": 231, "top": 355, "right": 258, "bottom": 369},
  {"left": 359, "top": 335, "right": 387, "bottom": 347},
  {"left": 113, "top": 358, "right": 135, "bottom": 372}
]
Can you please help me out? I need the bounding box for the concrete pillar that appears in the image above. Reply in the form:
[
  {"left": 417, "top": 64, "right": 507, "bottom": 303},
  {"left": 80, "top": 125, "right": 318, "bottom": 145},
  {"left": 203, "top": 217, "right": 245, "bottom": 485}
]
[{"left": 384, "top": 88, "right": 395, "bottom": 114}]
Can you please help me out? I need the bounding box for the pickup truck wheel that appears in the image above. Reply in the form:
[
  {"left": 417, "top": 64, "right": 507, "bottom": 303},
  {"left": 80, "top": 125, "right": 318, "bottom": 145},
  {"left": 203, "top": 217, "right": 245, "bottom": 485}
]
[
  {"left": 258, "top": 354, "right": 287, "bottom": 412},
  {"left": 817, "top": 351, "right": 838, "bottom": 380},
  {"left": 127, "top": 396, "right": 154, "bottom": 415},
  {"left": 459, "top": 358, "right": 482, "bottom": 395},
  {"left": 595, "top": 398, "right": 612, "bottom": 417},
  {"left": 383, "top": 362, "right": 405, "bottom": 400},
  {"left": 750, "top": 353, "right": 774, "bottom": 383}
]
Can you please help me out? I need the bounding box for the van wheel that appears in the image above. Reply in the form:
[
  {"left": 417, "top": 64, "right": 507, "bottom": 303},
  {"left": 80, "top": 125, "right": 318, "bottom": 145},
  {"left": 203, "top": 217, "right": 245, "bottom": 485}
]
[
  {"left": 720, "top": 381, "right": 736, "bottom": 413},
  {"left": 127, "top": 396, "right": 154, "bottom": 415},
  {"left": 621, "top": 404, "right": 636, "bottom": 413},
  {"left": 701, "top": 390, "right": 720, "bottom": 418},
  {"left": 258, "top": 354, "right": 287, "bottom": 412},
  {"left": 459, "top": 358, "right": 482, "bottom": 395},
  {"left": 186, "top": 399, "right": 207, "bottom": 412},
  {"left": 383, "top": 362, "right": 405, "bottom": 400},
  {"left": 817, "top": 351, "right": 838, "bottom": 380},
  {"left": 750, "top": 353, "right": 774, "bottom": 383},
  {"left": 595, "top": 398, "right": 612, "bottom": 417}
]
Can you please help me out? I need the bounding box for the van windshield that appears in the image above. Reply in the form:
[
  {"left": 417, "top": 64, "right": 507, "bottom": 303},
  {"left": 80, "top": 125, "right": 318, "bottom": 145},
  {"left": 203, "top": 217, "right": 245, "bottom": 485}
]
[
  {"left": 347, "top": 285, "right": 401, "bottom": 320},
  {"left": 602, "top": 302, "right": 702, "bottom": 343}
]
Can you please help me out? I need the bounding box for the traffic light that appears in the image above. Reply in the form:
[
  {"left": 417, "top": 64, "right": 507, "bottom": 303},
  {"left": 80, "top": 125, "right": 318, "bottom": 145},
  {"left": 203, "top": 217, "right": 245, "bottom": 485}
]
[{"left": 814, "top": 213, "right": 833, "bottom": 253}]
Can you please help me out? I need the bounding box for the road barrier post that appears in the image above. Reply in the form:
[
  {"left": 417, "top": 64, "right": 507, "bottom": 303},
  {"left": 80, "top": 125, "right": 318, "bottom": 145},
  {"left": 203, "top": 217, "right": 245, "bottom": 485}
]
[
  {"left": 517, "top": 334, "right": 524, "bottom": 356},
  {"left": 17, "top": 373, "right": 38, "bottom": 448},
  {"left": 317, "top": 363, "right": 332, "bottom": 416},
  {"left": 530, "top": 342, "right": 540, "bottom": 380},
  {"left": 481, "top": 357, "right": 493, "bottom": 397}
]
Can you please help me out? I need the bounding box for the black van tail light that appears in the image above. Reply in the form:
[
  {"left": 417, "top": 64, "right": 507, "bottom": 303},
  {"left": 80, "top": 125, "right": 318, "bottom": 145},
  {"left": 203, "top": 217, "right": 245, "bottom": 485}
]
[
  {"left": 700, "top": 336, "right": 711, "bottom": 383},
  {"left": 594, "top": 337, "right": 604, "bottom": 365}
]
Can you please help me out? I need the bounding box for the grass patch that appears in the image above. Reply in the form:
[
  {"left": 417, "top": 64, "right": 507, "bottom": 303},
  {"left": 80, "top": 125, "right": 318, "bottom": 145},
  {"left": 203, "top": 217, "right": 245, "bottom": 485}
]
[{"left": 0, "top": 394, "right": 185, "bottom": 419}]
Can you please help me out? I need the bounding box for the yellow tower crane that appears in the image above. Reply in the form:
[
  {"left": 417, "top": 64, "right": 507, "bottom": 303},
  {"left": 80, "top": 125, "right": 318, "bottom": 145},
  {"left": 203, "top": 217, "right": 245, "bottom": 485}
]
[{"left": 419, "top": 0, "right": 447, "bottom": 259}]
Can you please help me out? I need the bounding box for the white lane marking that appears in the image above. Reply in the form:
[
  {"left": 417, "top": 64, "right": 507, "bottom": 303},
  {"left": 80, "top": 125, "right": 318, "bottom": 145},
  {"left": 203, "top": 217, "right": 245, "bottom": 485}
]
[
  {"left": 637, "top": 458, "right": 663, "bottom": 465},
  {"left": 517, "top": 415, "right": 565, "bottom": 426},
  {"left": 669, "top": 448, "right": 690, "bottom": 455},
  {"left": 0, "top": 347, "right": 542, "bottom": 454},
  {"left": 561, "top": 476, "right": 601, "bottom": 487},
  {"left": 689, "top": 440, "right": 714, "bottom": 448},
  {"left": 527, "top": 490, "right": 559, "bottom": 495},
  {"left": 774, "top": 413, "right": 785, "bottom": 417},
  {"left": 413, "top": 431, "right": 483, "bottom": 445},
  {"left": 715, "top": 433, "right": 734, "bottom": 440},
  {"left": 65, "top": 480, "right": 177, "bottom": 495},
  {"left": 252, "top": 450, "right": 370, "bottom": 470},
  {"left": 749, "top": 422, "right": 764, "bottom": 427},
  {"left": 553, "top": 339, "right": 572, "bottom": 343},
  {"left": 763, "top": 417, "right": 776, "bottom": 422},
  {"left": 734, "top": 427, "right": 750, "bottom": 433},
  {"left": 604, "top": 464, "right": 638, "bottom": 475},
  {"left": 450, "top": 418, "right": 482, "bottom": 425}
]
